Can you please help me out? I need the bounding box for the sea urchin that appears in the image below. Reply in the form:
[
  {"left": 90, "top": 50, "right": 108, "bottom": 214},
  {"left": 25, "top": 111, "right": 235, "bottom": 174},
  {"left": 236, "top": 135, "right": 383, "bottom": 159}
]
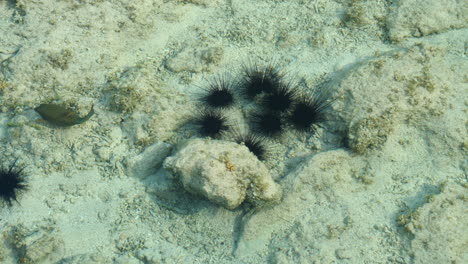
[
  {"left": 261, "top": 82, "right": 297, "bottom": 112},
  {"left": 199, "top": 75, "right": 236, "bottom": 109},
  {"left": 194, "top": 109, "right": 230, "bottom": 138},
  {"left": 0, "top": 161, "right": 28, "bottom": 207},
  {"left": 289, "top": 88, "right": 332, "bottom": 134},
  {"left": 250, "top": 111, "right": 283, "bottom": 137},
  {"left": 238, "top": 63, "right": 283, "bottom": 99},
  {"left": 234, "top": 132, "right": 268, "bottom": 160}
]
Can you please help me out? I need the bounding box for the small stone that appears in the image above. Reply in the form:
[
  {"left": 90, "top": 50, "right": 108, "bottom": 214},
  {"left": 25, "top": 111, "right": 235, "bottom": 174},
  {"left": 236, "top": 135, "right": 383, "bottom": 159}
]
[{"left": 127, "top": 142, "right": 172, "bottom": 179}]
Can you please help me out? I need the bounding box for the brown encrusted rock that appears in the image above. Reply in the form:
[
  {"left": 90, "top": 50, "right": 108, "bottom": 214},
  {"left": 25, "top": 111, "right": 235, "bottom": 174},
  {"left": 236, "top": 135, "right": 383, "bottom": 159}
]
[{"left": 163, "top": 138, "right": 282, "bottom": 210}]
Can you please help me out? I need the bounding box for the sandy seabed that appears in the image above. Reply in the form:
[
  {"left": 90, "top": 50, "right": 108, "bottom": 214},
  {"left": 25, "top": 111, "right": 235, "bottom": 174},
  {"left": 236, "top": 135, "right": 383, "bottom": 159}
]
[{"left": 0, "top": 0, "right": 467, "bottom": 263}]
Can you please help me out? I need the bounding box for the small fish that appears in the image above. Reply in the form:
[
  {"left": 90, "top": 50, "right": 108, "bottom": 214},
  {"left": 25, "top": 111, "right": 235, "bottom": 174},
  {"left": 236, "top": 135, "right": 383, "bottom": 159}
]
[{"left": 35, "top": 103, "right": 94, "bottom": 127}]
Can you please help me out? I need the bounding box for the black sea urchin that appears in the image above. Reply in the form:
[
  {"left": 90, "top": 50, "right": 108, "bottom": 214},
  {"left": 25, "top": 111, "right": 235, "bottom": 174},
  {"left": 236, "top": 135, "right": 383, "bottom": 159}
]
[
  {"left": 238, "top": 63, "right": 283, "bottom": 99},
  {"left": 261, "top": 82, "right": 297, "bottom": 112},
  {"left": 194, "top": 110, "right": 230, "bottom": 138},
  {"left": 0, "top": 161, "right": 28, "bottom": 207},
  {"left": 234, "top": 132, "right": 268, "bottom": 160},
  {"left": 199, "top": 75, "right": 235, "bottom": 109},
  {"left": 289, "top": 87, "right": 332, "bottom": 134},
  {"left": 250, "top": 111, "right": 283, "bottom": 137}
]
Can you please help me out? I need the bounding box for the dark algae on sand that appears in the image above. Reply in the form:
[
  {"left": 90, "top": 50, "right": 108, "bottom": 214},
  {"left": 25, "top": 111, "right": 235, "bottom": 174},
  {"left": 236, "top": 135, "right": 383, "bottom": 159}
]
[{"left": 35, "top": 103, "right": 94, "bottom": 127}]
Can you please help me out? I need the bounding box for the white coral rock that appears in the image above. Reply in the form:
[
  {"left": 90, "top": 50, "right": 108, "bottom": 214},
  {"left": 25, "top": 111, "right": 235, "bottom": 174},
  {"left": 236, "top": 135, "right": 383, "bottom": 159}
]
[{"left": 163, "top": 138, "right": 282, "bottom": 210}]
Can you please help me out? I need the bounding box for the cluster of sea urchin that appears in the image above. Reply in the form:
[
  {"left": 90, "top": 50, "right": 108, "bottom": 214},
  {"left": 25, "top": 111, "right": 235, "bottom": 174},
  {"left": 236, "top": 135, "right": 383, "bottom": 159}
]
[
  {"left": 241, "top": 63, "right": 333, "bottom": 137},
  {"left": 194, "top": 75, "right": 235, "bottom": 138},
  {"left": 192, "top": 61, "right": 333, "bottom": 161}
]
